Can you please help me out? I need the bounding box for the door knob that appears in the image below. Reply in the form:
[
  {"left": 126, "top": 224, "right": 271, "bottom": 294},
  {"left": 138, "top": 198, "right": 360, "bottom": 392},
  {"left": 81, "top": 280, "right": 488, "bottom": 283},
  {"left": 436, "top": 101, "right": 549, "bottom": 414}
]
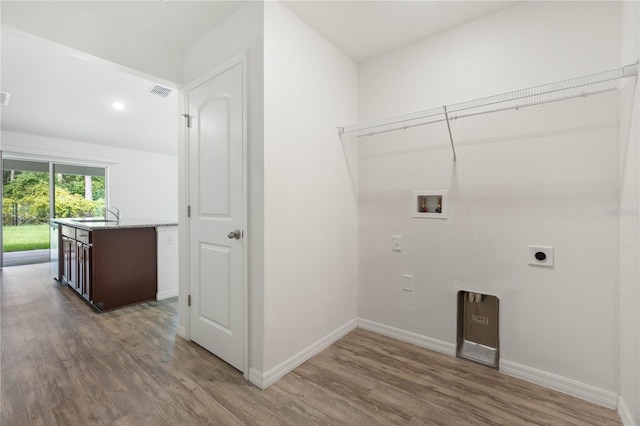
[{"left": 227, "top": 230, "right": 241, "bottom": 240}]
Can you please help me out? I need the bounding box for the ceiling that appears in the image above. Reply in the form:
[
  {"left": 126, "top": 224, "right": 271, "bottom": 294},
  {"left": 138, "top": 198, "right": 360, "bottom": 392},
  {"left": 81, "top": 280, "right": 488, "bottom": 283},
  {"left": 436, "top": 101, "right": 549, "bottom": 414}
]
[
  {"left": 282, "top": 1, "right": 517, "bottom": 63},
  {"left": 0, "top": 1, "right": 518, "bottom": 157},
  {"left": 1, "top": 28, "right": 180, "bottom": 156},
  {"left": 0, "top": 1, "right": 247, "bottom": 156},
  {"left": 60, "top": 1, "right": 247, "bottom": 52}
]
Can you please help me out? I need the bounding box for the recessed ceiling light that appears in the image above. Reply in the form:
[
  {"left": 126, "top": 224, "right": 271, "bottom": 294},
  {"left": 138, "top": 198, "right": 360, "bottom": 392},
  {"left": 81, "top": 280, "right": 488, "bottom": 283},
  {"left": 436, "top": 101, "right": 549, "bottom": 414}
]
[{"left": 112, "top": 101, "right": 125, "bottom": 110}]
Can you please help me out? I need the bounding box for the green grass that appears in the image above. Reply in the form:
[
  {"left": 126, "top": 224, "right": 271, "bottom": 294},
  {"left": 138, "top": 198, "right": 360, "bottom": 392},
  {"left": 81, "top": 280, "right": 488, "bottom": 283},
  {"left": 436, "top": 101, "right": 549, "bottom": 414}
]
[{"left": 3, "top": 223, "right": 50, "bottom": 252}]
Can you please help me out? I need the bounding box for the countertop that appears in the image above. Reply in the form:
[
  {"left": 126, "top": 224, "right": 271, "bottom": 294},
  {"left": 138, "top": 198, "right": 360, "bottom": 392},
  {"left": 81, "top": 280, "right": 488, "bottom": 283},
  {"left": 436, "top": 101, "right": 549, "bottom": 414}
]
[{"left": 51, "top": 217, "right": 178, "bottom": 231}]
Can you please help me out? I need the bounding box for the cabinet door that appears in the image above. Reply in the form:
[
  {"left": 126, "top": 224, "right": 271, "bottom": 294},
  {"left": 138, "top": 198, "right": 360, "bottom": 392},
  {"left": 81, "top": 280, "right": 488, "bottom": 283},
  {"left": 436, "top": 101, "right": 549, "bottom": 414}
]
[
  {"left": 77, "top": 243, "right": 91, "bottom": 301},
  {"left": 61, "top": 236, "right": 76, "bottom": 288},
  {"left": 61, "top": 236, "right": 69, "bottom": 283}
]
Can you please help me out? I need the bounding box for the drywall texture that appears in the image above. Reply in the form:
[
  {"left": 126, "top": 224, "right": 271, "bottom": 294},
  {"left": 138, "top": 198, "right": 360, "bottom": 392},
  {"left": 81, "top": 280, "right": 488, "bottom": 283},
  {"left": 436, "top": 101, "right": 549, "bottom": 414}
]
[
  {"left": 1, "top": 130, "right": 178, "bottom": 221},
  {"left": 263, "top": 2, "right": 359, "bottom": 374},
  {"left": 357, "top": 1, "right": 622, "bottom": 396},
  {"left": 182, "top": 1, "right": 265, "bottom": 371},
  {"left": 618, "top": 1, "right": 640, "bottom": 423}
]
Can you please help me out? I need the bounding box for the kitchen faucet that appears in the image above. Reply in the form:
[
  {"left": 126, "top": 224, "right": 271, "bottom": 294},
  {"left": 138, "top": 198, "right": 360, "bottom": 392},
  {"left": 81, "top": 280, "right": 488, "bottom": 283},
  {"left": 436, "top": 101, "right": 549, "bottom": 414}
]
[{"left": 105, "top": 206, "right": 120, "bottom": 223}]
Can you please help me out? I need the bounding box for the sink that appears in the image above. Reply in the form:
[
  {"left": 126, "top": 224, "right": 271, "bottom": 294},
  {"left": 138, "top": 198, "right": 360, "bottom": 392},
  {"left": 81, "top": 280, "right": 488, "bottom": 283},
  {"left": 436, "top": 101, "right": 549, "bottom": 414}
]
[{"left": 73, "top": 218, "right": 116, "bottom": 223}]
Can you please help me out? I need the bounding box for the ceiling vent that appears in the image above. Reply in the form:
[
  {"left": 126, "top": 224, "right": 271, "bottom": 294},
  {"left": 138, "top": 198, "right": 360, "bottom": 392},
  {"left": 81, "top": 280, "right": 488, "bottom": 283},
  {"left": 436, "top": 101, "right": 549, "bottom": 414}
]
[
  {"left": 0, "top": 91, "right": 10, "bottom": 106},
  {"left": 149, "top": 85, "right": 172, "bottom": 98}
]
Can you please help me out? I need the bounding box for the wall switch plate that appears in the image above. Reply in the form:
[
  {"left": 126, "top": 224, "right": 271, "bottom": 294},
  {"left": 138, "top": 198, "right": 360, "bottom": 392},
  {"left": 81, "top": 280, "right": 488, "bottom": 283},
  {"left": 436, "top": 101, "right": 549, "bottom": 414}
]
[
  {"left": 167, "top": 234, "right": 176, "bottom": 245},
  {"left": 392, "top": 235, "right": 402, "bottom": 252},
  {"left": 402, "top": 274, "right": 414, "bottom": 291},
  {"left": 528, "top": 245, "right": 554, "bottom": 267}
]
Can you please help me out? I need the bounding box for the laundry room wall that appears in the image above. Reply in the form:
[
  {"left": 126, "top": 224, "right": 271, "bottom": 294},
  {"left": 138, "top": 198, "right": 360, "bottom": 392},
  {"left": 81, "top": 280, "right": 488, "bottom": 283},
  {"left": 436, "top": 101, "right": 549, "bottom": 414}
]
[
  {"left": 260, "top": 1, "right": 359, "bottom": 387},
  {"left": 357, "top": 1, "right": 622, "bottom": 406}
]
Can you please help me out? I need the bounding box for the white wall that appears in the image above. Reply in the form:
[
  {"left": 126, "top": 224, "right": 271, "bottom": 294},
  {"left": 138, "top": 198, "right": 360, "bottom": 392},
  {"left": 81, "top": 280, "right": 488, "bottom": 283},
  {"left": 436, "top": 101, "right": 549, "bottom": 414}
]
[
  {"left": 181, "top": 1, "right": 265, "bottom": 371},
  {"left": 618, "top": 1, "right": 640, "bottom": 423},
  {"left": 359, "top": 1, "right": 623, "bottom": 122},
  {"left": 358, "top": 1, "right": 622, "bottom": 406},
  {"left": 1, "top": 131, "right": 178, "bottom": 221},
  {"left": 157, "top": 226, "right": 179, "bottom": 301},
  {"left": 261, "top": 1, "right": 359, "bottom": 384}
]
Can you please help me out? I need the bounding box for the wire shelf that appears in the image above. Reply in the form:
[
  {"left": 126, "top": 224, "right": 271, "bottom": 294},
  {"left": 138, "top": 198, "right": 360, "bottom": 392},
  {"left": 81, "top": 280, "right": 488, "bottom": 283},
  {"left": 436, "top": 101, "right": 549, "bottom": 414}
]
[{"left": 338, "top": 63, "right": 638, "bottom": 156}]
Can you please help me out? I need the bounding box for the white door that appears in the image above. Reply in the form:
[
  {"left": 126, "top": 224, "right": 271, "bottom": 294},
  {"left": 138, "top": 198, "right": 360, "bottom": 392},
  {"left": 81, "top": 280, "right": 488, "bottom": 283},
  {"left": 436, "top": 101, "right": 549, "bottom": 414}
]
[{"left": 187, "top": 62, "right": 244, "bottom": 371}]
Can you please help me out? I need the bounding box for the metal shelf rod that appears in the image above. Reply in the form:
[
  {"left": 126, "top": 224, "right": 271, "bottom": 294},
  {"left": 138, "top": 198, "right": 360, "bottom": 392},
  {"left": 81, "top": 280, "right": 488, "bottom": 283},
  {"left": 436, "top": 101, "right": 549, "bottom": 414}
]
[
  {"left": 338, "top": 62, "right": 638, "bottom": 137},
  {"left": 443, "top": 105, "right": 457, "bottom": 161},
  {"left": 355, "top": 86, "right": 618, "bottom": 139},
  {"left": 339, "top": 107, "right": 444, "bottom": 135},
  {"left": 445, "top": 76, "right": 623, "bottom": 116}
]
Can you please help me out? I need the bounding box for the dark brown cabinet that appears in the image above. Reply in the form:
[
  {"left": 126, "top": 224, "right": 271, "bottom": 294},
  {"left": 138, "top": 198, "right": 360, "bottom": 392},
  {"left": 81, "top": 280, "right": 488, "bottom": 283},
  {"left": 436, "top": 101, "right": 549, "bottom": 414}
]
[
  {"left": 77, "top": 242, "right": 91, "bottom": 301},
  {"left": 60, "top": 225, "right": 88, "bottom": 300},
  {"left": 61, "top": 226, "right": 78, "bottom": 292},
  {"left": 75, "top": 228, "right": 92, "bottom": 302},
  {"left": 58, "top": 223, "right": 157, "bottom": 312}
]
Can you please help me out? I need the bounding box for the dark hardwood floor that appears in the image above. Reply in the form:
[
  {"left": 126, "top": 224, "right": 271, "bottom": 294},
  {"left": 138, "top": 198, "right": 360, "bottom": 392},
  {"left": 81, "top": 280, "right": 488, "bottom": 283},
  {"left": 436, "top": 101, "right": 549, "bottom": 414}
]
[{"left": 1, "top": 263, "right": 621, "bottom": 425}]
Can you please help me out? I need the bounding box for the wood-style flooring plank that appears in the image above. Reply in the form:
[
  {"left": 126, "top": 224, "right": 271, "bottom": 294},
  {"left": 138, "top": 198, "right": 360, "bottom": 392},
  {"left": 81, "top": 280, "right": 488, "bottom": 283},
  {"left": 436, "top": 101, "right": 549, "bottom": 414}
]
[{"left": 1, "top": 263, "right": 622, "bottom": 426}]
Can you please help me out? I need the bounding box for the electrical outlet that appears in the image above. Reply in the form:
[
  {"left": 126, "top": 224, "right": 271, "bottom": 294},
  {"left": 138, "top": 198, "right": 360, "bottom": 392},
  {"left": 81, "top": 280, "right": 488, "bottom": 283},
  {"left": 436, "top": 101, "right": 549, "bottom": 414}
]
[{"left": 167, "top": 234, "right": 176, "bottom": 245}]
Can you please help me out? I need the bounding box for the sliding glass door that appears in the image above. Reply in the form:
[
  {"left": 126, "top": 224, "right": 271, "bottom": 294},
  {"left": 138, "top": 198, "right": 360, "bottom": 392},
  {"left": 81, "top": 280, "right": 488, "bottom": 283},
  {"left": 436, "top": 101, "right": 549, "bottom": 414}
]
[
  {"left": 52, "top": 164, "right": 106, "bottom": 219},
  {"left": 1, "top": 155, "right": 107, "bottom": 267},
  {"left": 2, "top": 159, "right": 51, "bottom": 266}
]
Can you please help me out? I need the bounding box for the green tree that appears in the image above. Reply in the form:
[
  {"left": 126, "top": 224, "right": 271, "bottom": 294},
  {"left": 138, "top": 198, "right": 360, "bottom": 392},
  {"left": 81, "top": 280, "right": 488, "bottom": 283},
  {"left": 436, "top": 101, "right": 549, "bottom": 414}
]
[
  {"left": 56, "top": 174, "right": 105, "bottom": 200},
  {"left": 2, "top": 171, "right": 106, "bottom": 225},
  {"left": 3, "top": 172, "right": 50, "bottom": 225},
  {"left": 3, "top": 171, "right": 48, "bottom": 198},
  {"left": 54, "top": 187, "right": 104, "bottom": 218}
]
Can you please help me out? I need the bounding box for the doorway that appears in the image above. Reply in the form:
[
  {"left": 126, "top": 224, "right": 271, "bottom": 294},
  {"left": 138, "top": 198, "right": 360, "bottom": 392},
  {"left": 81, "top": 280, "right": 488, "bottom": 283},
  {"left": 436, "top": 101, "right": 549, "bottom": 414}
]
[{"left": 1, "top": 156, "right": 107, "bottom": 268}]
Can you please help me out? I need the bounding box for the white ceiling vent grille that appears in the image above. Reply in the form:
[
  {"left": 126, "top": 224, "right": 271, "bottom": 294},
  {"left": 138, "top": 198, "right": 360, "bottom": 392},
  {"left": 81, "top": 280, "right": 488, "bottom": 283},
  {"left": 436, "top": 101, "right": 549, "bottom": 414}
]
[
  {"left": 149, "top": 85, "right": 172, "bottom": 98},
  {"left": 0, "top": 91, "right": 10, "bottom": 106}
]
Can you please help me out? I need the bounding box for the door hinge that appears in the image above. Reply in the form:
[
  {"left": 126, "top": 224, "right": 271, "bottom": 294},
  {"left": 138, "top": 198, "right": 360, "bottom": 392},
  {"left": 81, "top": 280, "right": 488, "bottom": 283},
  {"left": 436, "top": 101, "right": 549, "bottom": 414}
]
[
  {"left": 188, "top": 294, "right": 191, "bottom": 307},
  {"left": 187, "top": 205, "right": 191, "bottom": 218},
  {"left": 182, "top": 113, "right": 191, "bottom": 128}
]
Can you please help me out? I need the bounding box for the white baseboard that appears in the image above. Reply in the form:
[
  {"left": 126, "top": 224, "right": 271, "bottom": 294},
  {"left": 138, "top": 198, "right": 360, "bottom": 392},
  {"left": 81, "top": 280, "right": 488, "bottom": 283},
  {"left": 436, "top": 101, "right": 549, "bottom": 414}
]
[
  {"left": 249, "top": 318, "right": 358, "bottom": 389},
  {"left": 617, "top": 395, "right": 635, "bottom": 425},
  {"left": 357, "top": 318, "right": 456, "bottom": 356},
  {"left": 247, "top": 317, "right": 620, "bottom": 412},
  {"left": 500, "top": 360, "right": 618, "bottom": 409},
  {"left": 357, "top": 318, "right": 617, "bottom": 410},
  {"left": 157, "top": 289, "right": 179, "bottom": 301},
  {"left": 175, "top": 325, "right": 187, "bottom": 339},
  {"left": 248, "top": 367, "right": 264, "bottom": 389}
]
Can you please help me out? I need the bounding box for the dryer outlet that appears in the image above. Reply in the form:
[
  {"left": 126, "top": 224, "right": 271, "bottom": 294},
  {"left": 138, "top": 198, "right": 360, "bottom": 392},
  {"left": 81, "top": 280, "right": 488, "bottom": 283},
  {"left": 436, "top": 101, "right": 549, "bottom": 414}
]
[{"left": 528, "top": 245, "right": 554, "bottom": 267}]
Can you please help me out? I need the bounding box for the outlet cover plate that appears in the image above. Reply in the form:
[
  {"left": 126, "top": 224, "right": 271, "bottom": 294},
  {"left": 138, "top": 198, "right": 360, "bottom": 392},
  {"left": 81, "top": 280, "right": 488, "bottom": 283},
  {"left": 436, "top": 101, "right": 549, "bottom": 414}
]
[
  {"left": 402, "top": 274, "right": 414, "bottom": 291},
  {"left": 528, "top": 245, "right": 554, "bottom": 267},
  {"left": 392, "top": 235, "right": 402, "bottom": 252}
]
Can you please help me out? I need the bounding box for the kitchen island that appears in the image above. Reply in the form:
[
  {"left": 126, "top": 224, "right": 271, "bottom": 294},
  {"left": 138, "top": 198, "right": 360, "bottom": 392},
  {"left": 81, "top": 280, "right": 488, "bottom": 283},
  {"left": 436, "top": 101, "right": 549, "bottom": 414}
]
[{"left": 52, "top": 217, "right": 177, "bottom": 312}]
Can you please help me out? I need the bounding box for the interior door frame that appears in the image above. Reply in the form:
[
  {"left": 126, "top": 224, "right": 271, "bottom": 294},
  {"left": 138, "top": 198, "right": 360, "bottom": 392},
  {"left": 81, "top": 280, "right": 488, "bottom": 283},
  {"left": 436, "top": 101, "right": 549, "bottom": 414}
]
[{"left": 183, "top": 51, "right": 249, "bottom": 378}]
